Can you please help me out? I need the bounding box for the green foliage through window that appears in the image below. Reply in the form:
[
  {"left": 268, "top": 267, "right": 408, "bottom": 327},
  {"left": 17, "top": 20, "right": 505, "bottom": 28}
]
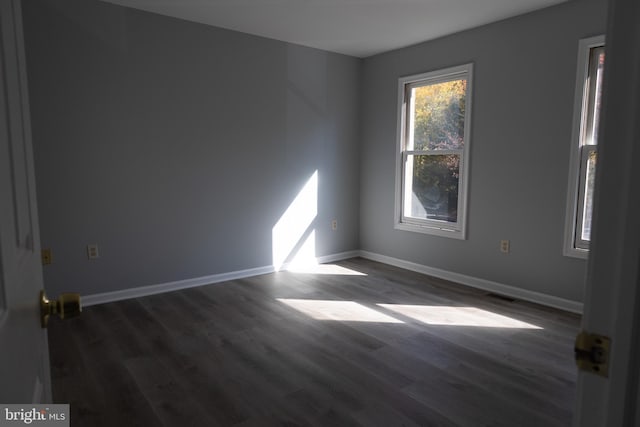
[
  {"left": 410, "top": 154, "right": 459, "bottom": 222},
  {"left": 406, "top": 78, "right": 466, "bottom": 222},
  {"left": 412, "top": 80, "right": 466, "bottom": 151}
]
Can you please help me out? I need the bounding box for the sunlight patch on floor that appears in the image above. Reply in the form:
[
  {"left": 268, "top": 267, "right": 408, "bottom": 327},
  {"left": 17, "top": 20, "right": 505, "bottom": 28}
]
[
  {"left": 285, "top": 263, "right": 367, "bottom": 276},
  {"left": 277, "top": 299, "right": 403, "bottom": 323},
  {"left": 377, "top": 304, "right": 542, "bottom": 329}
]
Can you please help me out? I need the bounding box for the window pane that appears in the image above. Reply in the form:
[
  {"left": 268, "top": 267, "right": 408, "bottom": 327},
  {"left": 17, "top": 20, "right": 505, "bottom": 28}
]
[
  {"left": 406, "top": 154, "right": 460, "bottom": 222},
  {"left": 397, "top": 64, "right": 472, "bottom": 238},
  {"left": 411, "top": 79, "right": 466, "bottom": 151},
  {"left": 581, "top": 150, "right": 597, "bottom": 241},
  {"left": 577, "top": 46, "right": 604, "bottom": 248},
  {"left": 588, "top": 48, "right": 605, "bottom": 146}
]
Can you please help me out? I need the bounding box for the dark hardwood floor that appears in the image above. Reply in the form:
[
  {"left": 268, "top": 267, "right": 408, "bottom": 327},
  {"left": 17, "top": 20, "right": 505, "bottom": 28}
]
[{"left": 48, "top": 258, "right": 580, "bottom": 426}]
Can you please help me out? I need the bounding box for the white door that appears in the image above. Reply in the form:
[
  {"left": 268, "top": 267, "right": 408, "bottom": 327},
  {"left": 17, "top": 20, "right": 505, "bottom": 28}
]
[
  {"left": 573, "top": 0, "right": 640, "bottom": 424},
  {"left": 0, "top": 0, "right": 52, "bottom": 403}
]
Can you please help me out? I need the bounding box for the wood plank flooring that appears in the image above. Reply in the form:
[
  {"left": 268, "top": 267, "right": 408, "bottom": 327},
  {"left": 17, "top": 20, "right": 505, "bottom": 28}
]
[{"left": 47, "top": 258, "right": 580, "bottom": 426}]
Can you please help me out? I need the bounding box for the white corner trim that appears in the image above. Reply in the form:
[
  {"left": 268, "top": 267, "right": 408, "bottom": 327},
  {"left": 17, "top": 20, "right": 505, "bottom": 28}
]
[
  {"left": 31, "top": 376, "right": 43, "bottom": 404},
  {"left": 81, "top": 250, "right": 360, "bottom": 306},
  {"left": 359, "top": 250, "right": 584, "bottom": 314}
]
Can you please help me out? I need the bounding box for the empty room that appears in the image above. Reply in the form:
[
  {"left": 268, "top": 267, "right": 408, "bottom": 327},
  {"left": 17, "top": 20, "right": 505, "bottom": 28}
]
[{"left": 1, "top": 0, "right": 639, "bottom": 425}]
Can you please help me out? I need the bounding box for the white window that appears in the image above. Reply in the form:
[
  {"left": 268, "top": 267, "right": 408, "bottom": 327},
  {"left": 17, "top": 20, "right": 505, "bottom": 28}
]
[
  {"left": 564, "top": 36, "right": 605, "bottom": 258},
  {"left": 395, "top": 64, "right": 473, "bottom": 239}
]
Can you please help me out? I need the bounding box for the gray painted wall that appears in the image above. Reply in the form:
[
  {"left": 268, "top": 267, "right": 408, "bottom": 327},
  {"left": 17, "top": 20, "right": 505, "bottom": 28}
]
[
  {"left": 22, "top": 0, "right": 361, "bottom": 296},
  {"left": 359, "top": 0, "right": 607, "bottom": 302},
  {"left": 23, "top": 0, "right": 607, "bottom": 304}
]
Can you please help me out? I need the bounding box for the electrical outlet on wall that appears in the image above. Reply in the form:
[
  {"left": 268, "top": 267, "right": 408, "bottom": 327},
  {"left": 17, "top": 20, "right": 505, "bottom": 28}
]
[
  {"left": 41, "top": 249, "right": 52, "bottom": 265},
  {"left": 500, "top": 240, "right": 510, "bottom": 253},
  {"left": 331, "top": 219, "right": 338, "bottom": 231},
  {"left": 87, "top": 244, "right": 100, "bottom": 260}
]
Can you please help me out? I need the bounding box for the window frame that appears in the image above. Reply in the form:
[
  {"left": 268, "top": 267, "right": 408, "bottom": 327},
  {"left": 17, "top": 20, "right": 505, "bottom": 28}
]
[
  {"left": 394, "top": 63, "right": 473, "bottom": 239},
  {"left": 563, "top": 35, "right": 605, "bottom": 258}
]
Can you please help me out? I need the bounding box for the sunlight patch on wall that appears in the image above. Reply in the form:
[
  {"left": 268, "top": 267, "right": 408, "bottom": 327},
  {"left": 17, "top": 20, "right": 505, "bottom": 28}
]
[
  {"left": 272, "top": 171, "right": 318, "bottom": 271},
  {"left": 377, "top": 304, "right": 542, "bottom": 329},
  {"left": 286, "top": 230, "right": 317, "bottom": 269},
  {"left": 277, "top": 299, "right": 403, "bottom": 323}
]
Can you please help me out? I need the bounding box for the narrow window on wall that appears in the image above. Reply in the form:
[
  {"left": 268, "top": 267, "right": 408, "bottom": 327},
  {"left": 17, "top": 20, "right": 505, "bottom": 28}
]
[
  {"left": 395, "top": 64, "right": 473, "bottom": 239},
  {"left": 564, "top": 36, "right": 605, "bottom": 258}
]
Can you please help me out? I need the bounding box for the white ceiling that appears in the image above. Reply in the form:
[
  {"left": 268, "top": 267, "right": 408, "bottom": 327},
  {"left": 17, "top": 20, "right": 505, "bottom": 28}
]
[{"left": 99, "top": 0, "right": 568, "bottom": 58}]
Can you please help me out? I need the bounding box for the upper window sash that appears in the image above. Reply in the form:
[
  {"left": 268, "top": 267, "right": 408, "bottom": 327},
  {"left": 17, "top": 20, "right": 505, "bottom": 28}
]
[
  {"left": 403, "top": 72, "right": 469, "bottom": 151},
  {"left": 582, "top": 46, "right": 605, "bottom": 147}
]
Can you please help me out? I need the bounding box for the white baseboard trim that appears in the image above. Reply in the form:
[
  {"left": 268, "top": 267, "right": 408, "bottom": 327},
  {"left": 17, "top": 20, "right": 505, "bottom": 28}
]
[
  {"left": 358, "top": 250, "right": 584, "bottom": 314},
  {"left": 312, "top": 250, "right": 361, "bottom": 265},
  {"left": 82, "top": 265, "right": 273, "bottom": 306},
  {"left": 81, "top": 249, "right": 582, "bottom": 313},
  {"left": 82, "top": 250, "right": 360, "bottom": 307}
]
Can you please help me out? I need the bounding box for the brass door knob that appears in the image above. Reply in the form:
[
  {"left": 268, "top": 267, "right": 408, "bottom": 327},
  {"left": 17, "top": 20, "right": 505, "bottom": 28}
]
[{"left": 40, "top": 291, "right": 82, "bottom": 328}]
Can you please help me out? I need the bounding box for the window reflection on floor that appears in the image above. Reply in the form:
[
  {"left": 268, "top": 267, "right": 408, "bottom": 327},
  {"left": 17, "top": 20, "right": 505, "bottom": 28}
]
[
  {"left": 277, "top": 299, "right": 403, "bottom": 323},
  {"left": 377, "top": 304, "right": 542, "bottom": 329},
  {"left": 285, "top": 263, "right": 367, "bottom": 276},
  {"left": 277, "top": 298, "right": 542, "bottom": 329}
]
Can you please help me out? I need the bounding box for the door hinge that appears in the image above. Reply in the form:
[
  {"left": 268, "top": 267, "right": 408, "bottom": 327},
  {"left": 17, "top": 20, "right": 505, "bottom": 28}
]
[{"left": 575, "top": 331, "right": 611, "bottom": 377}]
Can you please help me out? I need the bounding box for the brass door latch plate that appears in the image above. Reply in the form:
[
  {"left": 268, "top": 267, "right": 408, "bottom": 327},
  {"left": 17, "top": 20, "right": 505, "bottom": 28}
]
[{"left": 575, "top": 331, "right": 610, "bottom": 377}]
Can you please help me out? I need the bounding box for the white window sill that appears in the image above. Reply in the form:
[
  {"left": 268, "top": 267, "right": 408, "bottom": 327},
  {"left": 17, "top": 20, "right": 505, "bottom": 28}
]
[
  {"left": 395, "top": 222, "right": 466, "bottom": 240},
  {"left": 563, "top": 246, "right": 589, "bottom": 260}
]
